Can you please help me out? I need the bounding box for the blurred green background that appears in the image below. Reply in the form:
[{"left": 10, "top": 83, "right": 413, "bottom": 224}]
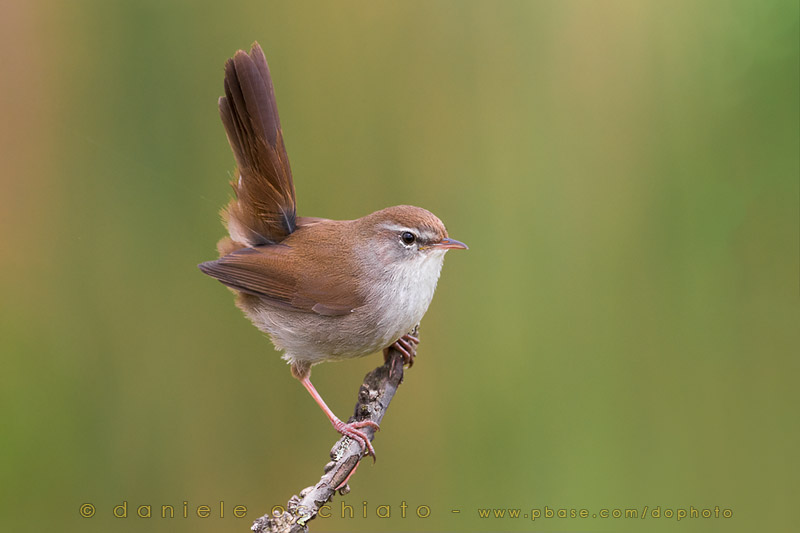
[{"left": 1, "top": 1, "right": 798, "bottom": 532}]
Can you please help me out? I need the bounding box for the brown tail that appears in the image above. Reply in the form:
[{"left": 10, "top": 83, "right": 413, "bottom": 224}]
[{"left": 219, "top": 42, "right": 296, "bottom": 246}]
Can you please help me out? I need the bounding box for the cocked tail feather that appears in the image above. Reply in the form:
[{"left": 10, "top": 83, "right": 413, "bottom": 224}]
[{"left": 219, "top": 42, "right": 296, "bottom": 246}]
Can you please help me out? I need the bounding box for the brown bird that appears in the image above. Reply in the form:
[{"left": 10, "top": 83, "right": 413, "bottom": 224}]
[{"left": 199, "top": 43, "right": 466, "bottom": 459}]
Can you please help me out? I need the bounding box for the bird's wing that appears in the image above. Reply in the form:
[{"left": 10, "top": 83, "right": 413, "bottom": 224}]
[
  {"left": 198, "top": 245, "right": 364, "bottom": 316},
  {"left": 219, "top": 42, "right": 296, "bottom": 245}
]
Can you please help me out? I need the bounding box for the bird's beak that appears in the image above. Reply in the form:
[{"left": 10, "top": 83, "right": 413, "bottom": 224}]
[{"left": 431, "top": 237, "right": 468, "bottom": 250}]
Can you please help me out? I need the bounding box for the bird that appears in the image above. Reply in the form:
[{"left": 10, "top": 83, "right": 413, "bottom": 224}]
[{"left": 199, "top": 42, "right": 466, "bottom": 460}]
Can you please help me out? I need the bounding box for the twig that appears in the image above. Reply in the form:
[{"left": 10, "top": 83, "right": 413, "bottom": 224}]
[{"left": 251, "top": 339, "right": 410, "bottom": 532}]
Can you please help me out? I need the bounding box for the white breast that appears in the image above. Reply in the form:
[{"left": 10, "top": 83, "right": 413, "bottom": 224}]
[{"left": 366, "top": 249, "right": 447, "bottom": 347}]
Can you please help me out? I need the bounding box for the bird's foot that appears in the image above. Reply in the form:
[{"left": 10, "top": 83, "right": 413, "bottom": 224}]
[
  {"left": 384, "top": 334, "right": 420, "bottom": 367},
  {"left": 333, "top": 418, "right": 380, "bottom": 461}
]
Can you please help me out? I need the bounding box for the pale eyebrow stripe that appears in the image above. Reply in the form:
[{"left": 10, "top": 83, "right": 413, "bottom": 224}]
[
  {"left": 378, "top": 223, "right": 438, "bottom": 243},
  {"left": 378, "top": 223, "right": 413, "bottom": 233}
]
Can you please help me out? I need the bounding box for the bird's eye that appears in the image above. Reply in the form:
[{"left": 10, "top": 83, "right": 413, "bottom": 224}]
[{"left": 401, "top": 231, "right": 416, "bottom": 245}]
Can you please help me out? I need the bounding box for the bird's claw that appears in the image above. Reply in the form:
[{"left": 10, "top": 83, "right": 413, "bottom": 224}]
[
  {"left": 334, "top": 419, "right": 380, "bottom": 461},
  {"left": 384, "top": 334, "right": 420, "bottom": 367}
]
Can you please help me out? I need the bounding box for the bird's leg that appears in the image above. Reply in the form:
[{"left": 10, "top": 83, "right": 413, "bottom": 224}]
[
  {"left": 299, "top": 376, "right": 380, "bottom": 460},
  {"left": 384, "top": 333, "right": 420, "bottom": 367},
  {"left": 334, "top": 459, "right": 362, "bottom": 491}
]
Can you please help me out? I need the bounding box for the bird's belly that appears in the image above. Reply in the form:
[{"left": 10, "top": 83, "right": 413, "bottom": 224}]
[{"left": 241, "top": 300, "right": 425, "bottom": 366}]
